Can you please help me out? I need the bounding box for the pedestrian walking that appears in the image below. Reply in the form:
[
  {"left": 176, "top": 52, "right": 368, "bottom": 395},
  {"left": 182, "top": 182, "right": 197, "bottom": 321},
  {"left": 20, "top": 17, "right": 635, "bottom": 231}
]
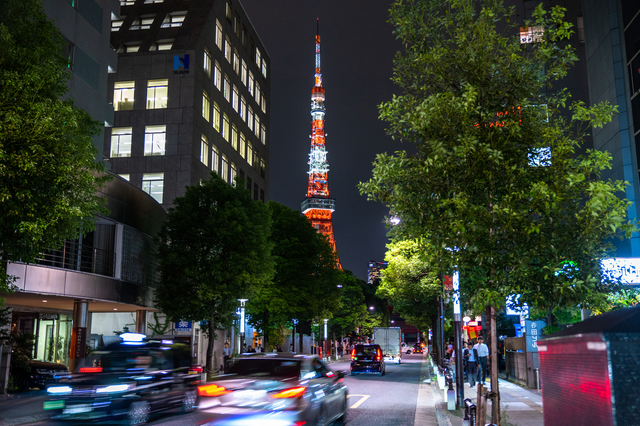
[
  {"left": 474, "top": 336, "right": 489, "bottom": 385},
  {"left": 223, "top": 342, "right": 231, "bottom": 372},
  {"left": 465, "top": 341, "right": 478, "bottom": 388}
]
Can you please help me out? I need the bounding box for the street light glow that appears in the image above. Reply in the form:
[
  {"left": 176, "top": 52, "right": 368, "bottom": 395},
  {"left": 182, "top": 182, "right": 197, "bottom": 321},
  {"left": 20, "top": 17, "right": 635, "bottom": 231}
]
[{"left": 369, "top": 306, "right": 374, "bottom": 310}]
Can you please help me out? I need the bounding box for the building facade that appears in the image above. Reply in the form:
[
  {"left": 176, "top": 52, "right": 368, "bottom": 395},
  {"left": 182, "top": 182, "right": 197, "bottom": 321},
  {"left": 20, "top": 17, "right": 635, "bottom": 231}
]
[{"left": 105, "top": 0, "right": 270, "bottom": 207}]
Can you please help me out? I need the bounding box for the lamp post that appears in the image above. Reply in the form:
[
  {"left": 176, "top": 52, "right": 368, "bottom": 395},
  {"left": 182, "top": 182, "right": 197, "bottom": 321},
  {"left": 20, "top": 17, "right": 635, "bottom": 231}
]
[
  {"left": 238, "top": 299, "right": 248, "bottom": 354},
  {"left": 452, "top": 271, "right": 464, "bottom": 408},
  {"left": 292, "top": 319, "right": 299, "bottom": 353},
  {"left": 323, "top": 319, "right": 328, "bottom": 360}
]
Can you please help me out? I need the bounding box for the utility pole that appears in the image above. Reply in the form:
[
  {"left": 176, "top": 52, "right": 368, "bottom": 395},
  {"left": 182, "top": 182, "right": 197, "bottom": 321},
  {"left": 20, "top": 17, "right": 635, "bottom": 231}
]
[{"left": 453, "top": 272, "right": 464, "bottom": 408}]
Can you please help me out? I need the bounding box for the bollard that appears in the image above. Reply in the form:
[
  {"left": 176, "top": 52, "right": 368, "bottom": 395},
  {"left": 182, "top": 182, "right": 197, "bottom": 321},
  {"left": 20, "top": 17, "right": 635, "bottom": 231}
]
[
  {"left": 438, "top": 373, "right": 445, "bottom": 389},
  {"left": 446, "top": 378, "right": 456, "bottom": 410}
]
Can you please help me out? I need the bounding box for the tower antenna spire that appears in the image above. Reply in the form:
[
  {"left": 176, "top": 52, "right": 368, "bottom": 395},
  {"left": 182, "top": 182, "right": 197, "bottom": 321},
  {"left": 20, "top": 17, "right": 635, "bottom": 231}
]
[{"left": 301, "top": 20, "right": 341, "bottom": 268}]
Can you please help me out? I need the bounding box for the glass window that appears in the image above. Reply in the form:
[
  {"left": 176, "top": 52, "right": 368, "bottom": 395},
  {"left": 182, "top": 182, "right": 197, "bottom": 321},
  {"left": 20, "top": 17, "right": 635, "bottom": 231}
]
[
  {"left": 233, "top": 51, "right": 240, "bottom": 75},
  {"left": 144, "top": 125, "right": 166, "bottom": 156},
  {"left": 240, "top": 96, "right": 246, "bottom": 121},
  {"left": 254, "top": 115, "right": 260, "bottom": 137},
  {"left": 253, "top": 182, "right": 258, "bottom": 200},
  {"left": 202, "top": 90, "right": 210, "bottom": 122},
  {"left": 224, "top": 38, "right": 231, "bottom": 63},
  {"left": 110, "top": 127, "right": 132, "bottom": 157},
  {"left": 214, "top": 62, "right": 222, "bottom": 91},
  {"left": 156, "top": 42, "right": 172, "bottom": 51},
  {"left": 247, "top": 107, "right": 253, "bottom": 131},
  {"left": 161, "top": 12, "right": 186, "bottom": 28},
  {"left": 225, "top": 1, "right": 232, "bottom": 21},
  {"left": 254, "top": 84, "right": 260, "bottom": 104},
  {"left": 114, "top": 82, "right": 134, "bottom": 111},
  {"left": 119, "top": 174, "right": 130, "bottom": 181},
  {"left": 223, "top": 77, "right": 231, "bottom": 102},
  {"left": 239, "top": 132, "right": 246, "bottom": 159},
  {"left": 222, "top": 113, "right": 230, "bottom": 141},
  {"left": 231, "top": 123, "right": 238, "bottom": 150},
  {"left": 200, "top": 134, "right": 209, "bottom": 166},
  {"left": 260, "top": 124, "right": 266, "bottom": 145},
  {"left": 247, "top": 142, "right": 253, "bottom": 167},
  {"left": 230, "top": 162, "right": 237, "bottom": 184},
  {"left": 232, "top": 86, "right": 239, "bottom": 112},
  {"left": 204, "top": 48, "right": 212, "bottom": 77},
  {"left": 215, "top": 20, "right": 223, "bottom": 50},
  {"left": 213, "top": 102, "right": 221, "bottom": 132},
  {"left": 255, "top": 48, "right": 261, "bottom": 69},
  {"left": 212, "top": 145, "right": 219, "bottom": 173},
  {"left": 142, "top": 173, "right": 164, "bottom": 203},
  {"left": 221, "top": 154, "right": 228, "bottom": 182},
  {"left": 241, "top": 60, "right": 247, "bottom": 86},
  {"left": 248, "top": 72, "right": 254, "bottom": 96},
  {"left": 111, "top": 20, "right": 124, "bottom": 32},
  {"left": 147, "top": 79, "right": 168, "bottom": 109},
  {"left": 260, "top": 158, "right": 265, "bottom": 178},
  {"left": 261, "top": 94, "right": 266, "bottom": 114},
  {"left": 261, "top": 61, "right": 267, "bottom": 79}
]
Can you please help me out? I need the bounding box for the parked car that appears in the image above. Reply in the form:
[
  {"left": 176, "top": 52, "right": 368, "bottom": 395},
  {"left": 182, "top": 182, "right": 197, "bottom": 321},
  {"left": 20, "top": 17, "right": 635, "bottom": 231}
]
[
  {"left": 43, "top": 333, "right": 199, "bottom": 424},
  {"left": 197, "top": 352, "right": 348, "bottom": 426},
  {"left": 350, "top": 344, "right": 386, "bottom": 376},
  {"left": 29, "top": 360, "right": 71, "bottom": 390},
  {"left": 402, "top": 345, "right": 414, "bottom": 354}
]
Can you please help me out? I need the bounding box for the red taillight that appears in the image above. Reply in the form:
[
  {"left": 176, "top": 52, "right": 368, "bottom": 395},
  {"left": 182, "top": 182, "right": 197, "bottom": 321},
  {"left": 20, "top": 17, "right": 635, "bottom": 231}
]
[
  {"left": 271, "top": 386, "right": 306, "bottom": 399},
  {"left": 351, "top": 348, "right": 356, "bottom": 360},
  {"left": 79, "top": 367, "right": 102, "bottom": 373},
  {"left": 197, "top": 384, "right": 232, "bottom": 397},
  {"left": 376, "top": 350, "right": 382, "bottom": 361}
]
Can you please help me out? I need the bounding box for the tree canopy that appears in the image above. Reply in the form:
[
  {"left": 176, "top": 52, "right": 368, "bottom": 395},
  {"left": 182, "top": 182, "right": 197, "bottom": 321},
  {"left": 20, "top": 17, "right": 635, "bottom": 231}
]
[
  {"left": 0, "top": 0, "right": 109, "bottom": 299},
  {"left": 154, "top": 174, "right": 273, "bottom": 371}
]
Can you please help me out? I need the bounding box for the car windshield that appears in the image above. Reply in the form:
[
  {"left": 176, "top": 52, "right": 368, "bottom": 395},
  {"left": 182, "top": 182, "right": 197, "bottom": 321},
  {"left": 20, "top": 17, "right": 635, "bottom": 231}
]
[
  {"left": 355, "top": 346, "right": 378, "bottom": 356},
  {"left": 228, "top": 359, "right": 301, "bottom": 378}
]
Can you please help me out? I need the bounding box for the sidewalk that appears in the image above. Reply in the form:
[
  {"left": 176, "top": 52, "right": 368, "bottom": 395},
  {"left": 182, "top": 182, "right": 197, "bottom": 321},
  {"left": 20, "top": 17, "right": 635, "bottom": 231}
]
[
  {"left": 0, "top": 391, "right": 51, "bottom": 426},
  {"left": 430, "top": 370, "right": 543, "bottom": 426}
]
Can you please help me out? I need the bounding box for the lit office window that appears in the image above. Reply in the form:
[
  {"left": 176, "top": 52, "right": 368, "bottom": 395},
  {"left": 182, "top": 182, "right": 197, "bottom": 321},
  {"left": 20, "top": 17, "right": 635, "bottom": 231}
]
[
  {"left": 213, "top": 102, "right": 221, "bottom": 132},
  {"left": 110, "top": 127, "right": 132, "bottom": 157},
  {"left": 222, "top": 113, "right": 230, "bottom": 141},
  {"left": 233, "top": 51, "right": 240, "bottom": 75},
  {"left": 200, "top": 134, "right": 209, "bottom": 166},
  {"left": 239, "top": 132, "right": 246, "bottom": 159},
  {"left": 114, "top": 82, "right": 134, "bottom": 111},
  {"left": 261, "top": 61, "right": 267, "bottom": 79},
  {"left": 215, "top": 20, "right": 223, "bottom": 50},
  {"left": 156, "top": 42, "right": 172, "bottom": 51},
  {"left": 214, "top": 63, "right": 222, "bottom": 91},
  {"left": 247, "top": 142, "right": 253, "bottom": 167},
  {"left": 223, "top": 77, "right": 231, "bottom": 102},
  {"left": 248, "top": 72, "right": 254, "bottom": 96},
  {"left": 224, "top": 38, "right": 231, "bottom": 63},
  {"left": 230, "top": 162, "right": 237, "bottom": 184},
  {"left": 161, "top": 12, "right": 186, "bottom": 28},
  {"left": 147, "top": 79, "right": 168, "bottom": 109},
  {"left": 144, "top": 125, "right": 166, "bottom": 156},
  {"left": 247, "top": 107, "right": 253, "bottom": 131},
  {"left": 231, "top": 123, "right": 238, "bottom": 150},
  {"left": 254, "top": 115, "right": 260, "bottom": 137},
  {"left": 260, "top": 124, "right": 266, "bottom": 145},
  {"left": 202, "top": 90, "right": 211, "bottom": 122},
  {"left": 212, "top": 145, "right": 219, "bottom": 173},
  {"left": 261, "top": 94, "right": 266, "bottom": 114},
  {"left": 125, "top": 45, "right": 140, "bottom": 53},
  {"left": 241, "top": 60, "right": 247, "bottom": 86},
  {"left": 240, "top": 96, "right": 246, "bottom": 121},
  {"left": 112, "top": 20, "right": 124, "bottom": 32},
  {"left": 142, "top": 173, "right": 164, "bottom": 203},
  {"left": 225, "top": 1, "right": 232, "bottom": 21},
  {"left": 254, "top": 84, "right": 260, "bottom": 104},
  {"left": 221, "top": 154, "right": 228, "bottom": 182},
  {"left": 204, "top": 48, "right": 212, "bottom": 77},
  {"left": 255, "top": 48, "right": 261, "bottom": 70},
  {"left": 232, "top": 86, "right": 239, "bottom": 112}
]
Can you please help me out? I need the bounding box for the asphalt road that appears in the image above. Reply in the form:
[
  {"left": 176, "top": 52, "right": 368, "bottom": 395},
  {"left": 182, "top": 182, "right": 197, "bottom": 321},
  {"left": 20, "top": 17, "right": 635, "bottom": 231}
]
[{"left": 26, "top": 353, "right": 427, "bottom": 426}]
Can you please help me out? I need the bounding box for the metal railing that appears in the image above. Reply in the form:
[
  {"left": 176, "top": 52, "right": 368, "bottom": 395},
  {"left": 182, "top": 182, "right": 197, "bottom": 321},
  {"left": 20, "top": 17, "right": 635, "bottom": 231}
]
[
  {"left": 36, "top": 240, "right": 116, "bottom": 277},
  {"left": 464, "top": 398, "right": 477, "bottom": 425}
]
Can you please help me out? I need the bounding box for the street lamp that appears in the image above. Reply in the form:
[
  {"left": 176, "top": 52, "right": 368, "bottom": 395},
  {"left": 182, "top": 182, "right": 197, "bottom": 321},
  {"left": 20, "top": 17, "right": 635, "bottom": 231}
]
[
  {"left": 238, "top": 299, "right": 248, "bottom": 354},
  {"left": 292, "top": 319, "right": 299, "bottom": 353},
  {"left": 323, "top": 319, "right": 328, "bottom": 360},
  {"left": 369, "top": 306, "right": 374, "bottom": 311}
]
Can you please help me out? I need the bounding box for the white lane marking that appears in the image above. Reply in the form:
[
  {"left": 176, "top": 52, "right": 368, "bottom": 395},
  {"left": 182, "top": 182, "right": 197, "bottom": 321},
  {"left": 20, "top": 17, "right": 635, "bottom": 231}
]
[{"left": 347, "top": 394, "right": 370, "bottom": 409}]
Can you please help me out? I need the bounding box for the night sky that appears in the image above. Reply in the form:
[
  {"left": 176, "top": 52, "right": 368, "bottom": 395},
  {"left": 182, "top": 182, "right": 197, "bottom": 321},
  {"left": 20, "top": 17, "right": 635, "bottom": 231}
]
[{"left": 240, "top": 0, "right": 403, "bottom": 280}]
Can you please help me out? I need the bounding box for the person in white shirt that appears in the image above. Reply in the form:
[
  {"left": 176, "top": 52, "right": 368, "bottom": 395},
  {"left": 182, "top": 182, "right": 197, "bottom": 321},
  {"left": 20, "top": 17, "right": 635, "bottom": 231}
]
[
  {"left": 474, "top": 336, "right": 489, "bottom": 385},
  {"left": 465, "top": 341, "right": 478, "bottom": 387}
]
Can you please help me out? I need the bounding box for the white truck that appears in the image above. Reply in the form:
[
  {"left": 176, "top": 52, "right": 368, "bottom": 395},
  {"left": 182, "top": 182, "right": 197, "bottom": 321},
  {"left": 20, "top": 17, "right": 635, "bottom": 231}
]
[{"left": 372, "top": 327, "right": 402, "bottom": 364}]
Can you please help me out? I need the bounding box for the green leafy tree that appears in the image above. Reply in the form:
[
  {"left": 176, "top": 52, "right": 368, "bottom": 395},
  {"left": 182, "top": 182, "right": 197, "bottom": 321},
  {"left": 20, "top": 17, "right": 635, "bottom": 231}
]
[
  {"left": 0, "top": 0, "right": 109, "bottom": 302},
  {"left": 359, "top": 1, "right": 634, "bottom": 420},
  {"left": 154, "top": 174, "right": 273, "bottom": 373},
  {"left": 330, "top": 270, "right": 368, "bottom": 338},
  {"left": 247, "top": 202, "right": 341, "bottom": 351}
]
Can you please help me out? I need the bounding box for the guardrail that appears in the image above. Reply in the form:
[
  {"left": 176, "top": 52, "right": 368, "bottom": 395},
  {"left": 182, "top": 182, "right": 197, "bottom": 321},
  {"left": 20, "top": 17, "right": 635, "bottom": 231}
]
[{"left": 36, "top": 240, "right": 116, "bottom": 277}]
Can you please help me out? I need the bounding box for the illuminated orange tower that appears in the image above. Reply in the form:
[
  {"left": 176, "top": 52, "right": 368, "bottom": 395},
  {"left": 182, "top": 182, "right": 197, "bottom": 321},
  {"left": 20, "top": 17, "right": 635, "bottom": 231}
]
[{"left": 301, "top": 19, "right": 341, "bottom": 268}]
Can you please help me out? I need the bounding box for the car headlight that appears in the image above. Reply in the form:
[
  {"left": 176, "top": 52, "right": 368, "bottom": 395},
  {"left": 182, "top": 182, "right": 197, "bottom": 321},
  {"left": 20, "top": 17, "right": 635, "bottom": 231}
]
[
  {"left": 96, "top": 384, "right": 131, "bottom": 394},
  {"left": 47, "top": 386, "right": 73, "bottom": 395}
]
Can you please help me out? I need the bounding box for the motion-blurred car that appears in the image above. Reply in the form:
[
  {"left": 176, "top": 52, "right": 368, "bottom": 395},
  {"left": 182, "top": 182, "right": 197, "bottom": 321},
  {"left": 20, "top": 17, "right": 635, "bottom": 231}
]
[
  {"left": 350, "top": 344, "right": 385, "bottom": 376},
  {"left": 29, "top": 360, "right": 72, "bottom": 390},
  {"left": 43, "top": 333, "right": 199, "bottom": 424},
  {"left": 413, "top": 344, "right": 424, "bottom": 354},
  {"left": 401, "top": 345, "right": 414, "bottom": 354},
  {"left": 197, "top": 352, "right": 348, "bottom": 426}
]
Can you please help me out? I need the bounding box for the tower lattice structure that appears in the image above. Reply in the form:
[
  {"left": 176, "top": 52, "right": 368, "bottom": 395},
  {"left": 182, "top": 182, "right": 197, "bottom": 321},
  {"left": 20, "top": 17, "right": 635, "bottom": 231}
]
[{"left": 301, "top": 19, "right": 341, "bottom": 268}]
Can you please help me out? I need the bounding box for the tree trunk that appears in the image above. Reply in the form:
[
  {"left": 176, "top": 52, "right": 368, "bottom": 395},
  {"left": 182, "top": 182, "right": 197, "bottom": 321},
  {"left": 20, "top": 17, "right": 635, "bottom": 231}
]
[
  {"left": 262, "top": 310, "right": 270, "bottom": 352},
  {"left": 489, "top": 304, "right": 500, "bottom": 425},
  {"left": 206, "top": 315, "right": 216, "bottom": 375}
]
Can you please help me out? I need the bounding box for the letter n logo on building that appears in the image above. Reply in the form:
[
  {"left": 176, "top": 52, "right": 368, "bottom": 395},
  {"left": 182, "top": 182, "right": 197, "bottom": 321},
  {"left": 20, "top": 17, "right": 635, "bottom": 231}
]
[{"left": 173, "top": 54, "right": 189, "bottom": 71}]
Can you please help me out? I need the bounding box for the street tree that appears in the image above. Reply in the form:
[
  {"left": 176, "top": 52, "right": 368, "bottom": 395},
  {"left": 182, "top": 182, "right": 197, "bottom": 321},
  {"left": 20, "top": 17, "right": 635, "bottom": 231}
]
[
  {"left": 359, "top": 1, "right": 633, "bottom": 421},
  {"left": 0, "top": 0, "right": 109, "bottom": 301},
  {"left": 247, "top": 202, "right": 341, "bottom": 351},
  {"left": 330, "top": 270, "right": 368, "bottom": 340},
  {"left": 154, "top": 174, "right": 273, "bottom": 373}
]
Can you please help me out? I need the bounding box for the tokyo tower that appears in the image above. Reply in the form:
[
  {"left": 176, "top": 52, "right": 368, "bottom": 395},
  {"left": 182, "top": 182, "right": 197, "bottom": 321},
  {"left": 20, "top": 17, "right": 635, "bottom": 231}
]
[{"left": 300, "top": 19, "right": 341, "bottom": 268}]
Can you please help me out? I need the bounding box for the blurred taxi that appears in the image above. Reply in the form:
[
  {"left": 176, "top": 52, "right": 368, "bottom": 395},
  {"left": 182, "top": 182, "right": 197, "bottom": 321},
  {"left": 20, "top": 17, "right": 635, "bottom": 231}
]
[
  {"left": 43, "top": 333, "right": 199, "bottom": 424},
  {"left": 197, "top": 352, "right": 348, "bottom": 426}
]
